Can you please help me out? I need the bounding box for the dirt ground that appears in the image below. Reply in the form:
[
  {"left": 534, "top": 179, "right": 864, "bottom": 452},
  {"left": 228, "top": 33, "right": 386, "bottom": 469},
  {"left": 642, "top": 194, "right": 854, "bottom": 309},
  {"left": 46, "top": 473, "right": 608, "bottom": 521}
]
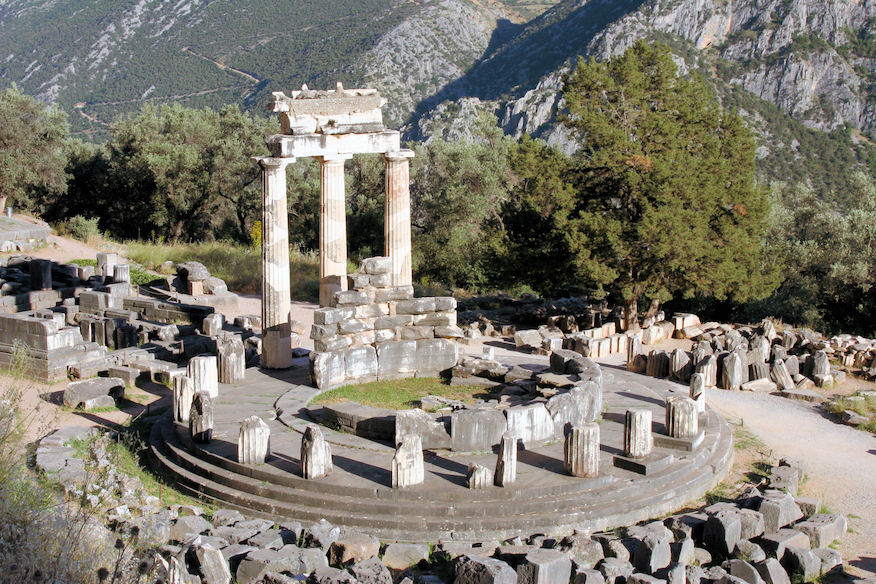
[{"left": 5, "top": 232, "right": 875, "bottom": 574}]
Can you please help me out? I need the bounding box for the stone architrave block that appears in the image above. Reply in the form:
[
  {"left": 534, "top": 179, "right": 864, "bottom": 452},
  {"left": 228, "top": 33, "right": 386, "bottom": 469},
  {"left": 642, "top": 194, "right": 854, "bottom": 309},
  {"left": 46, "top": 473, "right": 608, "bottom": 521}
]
[
  {"left": 392, "top": 435, "right": 424, "bottom": 488},
  {"left": 63, "top": 377, "right": 124, "bottom": 409},
  {"left": 188, "top": 355, "right": 219, "bottom": 398},
  {"left": 451, "top": 409, "right": 507, "bottom": 452},
  {"left": 415, "top": 338, "right": 459, "bottom": 373},
  {"left": 546, "top": 381, "right": 603, "bottom": 436},
  {"left": 190, "top": 391, "right": 214, "bottom": 443},
  {"left": 301, "top": 424, "right": 333, "bottom": 480},
  {"left": 376, "top": 340, "right": 417, "bottom": 378},
  {"left": 564, "top": 423, "right": 600, "bottom": 478},
  {"left": 467, "top": 463, "right": 491, "bottom": 489},
  {"left": 238, "top": 416, "right": 270, "bottom": 465},
  {"left": 218, "top": 337, "right": 245, "bottom": 384},
  {"left": 395, "top": 408, "right": 450, "bottom": 449},
  {"left": 494, "top": 431, "right": 518, "bottom": 487},
  {"left": 173, "top": 375, "right": 195, "bottom": 423},
  {"left": 311, "top": 350, "right": 346, "bottom": 389},
  {"left": 505, "top": 403, "right": 555, "bottom": 446},
  {"left": 344, "top": 345, "right": 378, "bottom": 380}
]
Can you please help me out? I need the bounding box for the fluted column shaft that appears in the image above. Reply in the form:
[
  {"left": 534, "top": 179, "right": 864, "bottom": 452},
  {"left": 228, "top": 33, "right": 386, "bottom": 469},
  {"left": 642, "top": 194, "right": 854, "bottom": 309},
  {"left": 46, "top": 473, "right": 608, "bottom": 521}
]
[
  {"left": 319, "top": 155, "right": 351, "bottom": 306},
  {"left": 624, "top": 408, "right": 653, "bottom": 458},
  {"left": 384, "top": 150, "right": 414, "bottom": 287},
  {"left": 256, "top": 156, "right": 294, "bottom": 369}
]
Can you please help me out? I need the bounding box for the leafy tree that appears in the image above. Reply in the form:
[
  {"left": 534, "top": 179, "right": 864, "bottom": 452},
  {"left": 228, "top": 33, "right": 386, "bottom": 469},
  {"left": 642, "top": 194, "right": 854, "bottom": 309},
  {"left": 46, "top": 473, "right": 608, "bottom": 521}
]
[
  {"left": 560, "top": 41, "right": 779, "bottom": 327},
  {"left": 106, "top": 103, "right": 274, "bottom": 242},
  {"left": 409, "top": 113, "right": 516, "bottom": 289},
  {"left": 0, "top": 86, "right": 70, "bottom": 213}
]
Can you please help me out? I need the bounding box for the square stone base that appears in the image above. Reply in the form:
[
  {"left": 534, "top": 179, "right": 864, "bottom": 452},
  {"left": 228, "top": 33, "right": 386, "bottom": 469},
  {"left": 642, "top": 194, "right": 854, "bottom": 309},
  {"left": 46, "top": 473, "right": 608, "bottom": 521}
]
[
  {"left": 654, "top": 430, "right": 705, "bottom": 452},
  {"left": 613, "top": 452, "right": 674, "bottom": 475}
]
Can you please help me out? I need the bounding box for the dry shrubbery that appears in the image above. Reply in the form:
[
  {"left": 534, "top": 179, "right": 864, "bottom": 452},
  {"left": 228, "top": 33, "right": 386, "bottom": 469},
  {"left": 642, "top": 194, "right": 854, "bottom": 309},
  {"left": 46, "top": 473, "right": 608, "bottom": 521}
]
[{"left": 0, "top": 348, "right": 160, "bottom": 584}]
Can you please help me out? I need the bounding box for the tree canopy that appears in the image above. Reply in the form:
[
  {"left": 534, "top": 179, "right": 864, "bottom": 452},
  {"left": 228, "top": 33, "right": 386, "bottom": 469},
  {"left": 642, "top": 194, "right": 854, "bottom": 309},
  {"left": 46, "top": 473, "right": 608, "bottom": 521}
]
[
  {"left": 557, "top": 41, "right": 778, "bottom": 323},
  {"left": 0, "top": 86, "right": 70, "bottom": 212}
]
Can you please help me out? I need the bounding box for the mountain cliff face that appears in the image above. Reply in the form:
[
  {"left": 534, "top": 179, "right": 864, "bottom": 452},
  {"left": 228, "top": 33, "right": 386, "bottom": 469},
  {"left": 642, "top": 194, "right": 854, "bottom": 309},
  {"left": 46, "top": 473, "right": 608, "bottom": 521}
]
[{"left": 1, "top": 0, "right": 873, "bottom": 182}]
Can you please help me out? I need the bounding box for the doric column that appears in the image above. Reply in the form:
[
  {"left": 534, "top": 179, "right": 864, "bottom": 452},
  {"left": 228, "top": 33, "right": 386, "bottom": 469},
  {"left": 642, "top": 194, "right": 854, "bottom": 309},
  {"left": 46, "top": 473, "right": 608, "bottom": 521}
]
[
  {"left": 624, "top": 408, "right": 652, "bottom": 458},
  {"left": 255, "top": 156, "right": 294, "bottom": 369},
  {"left": 319, "top": 155, "right": 351, "bottom": 307},
  {"left": 665, "top": 395, "right": 699, "bottom": 439},
  {"left": 384, "top": 150, "right": 414, "bottom": 287},
  {"left": 564, "top": 423, "right": 600, "bottom": 478}
]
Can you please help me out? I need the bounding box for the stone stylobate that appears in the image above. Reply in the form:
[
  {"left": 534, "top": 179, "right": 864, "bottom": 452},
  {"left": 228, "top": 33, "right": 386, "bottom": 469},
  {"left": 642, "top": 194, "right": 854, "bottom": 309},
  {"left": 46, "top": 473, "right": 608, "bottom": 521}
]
[{"left": 256, "top": 84, "right": 414, "bottom": 369}]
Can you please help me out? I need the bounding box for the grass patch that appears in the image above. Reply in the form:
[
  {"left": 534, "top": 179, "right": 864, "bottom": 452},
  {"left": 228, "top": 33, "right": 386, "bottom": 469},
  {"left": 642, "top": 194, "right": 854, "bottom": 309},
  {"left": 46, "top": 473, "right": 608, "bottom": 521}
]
[
  {"left": 69, "top": 257, "right": 156, "bottom": 286},
  {"left": 125, "top": 240, "right": 320, "bottom": 300},
  {"left": 311, "top": 377, "right": 496, "bottom": 410},
  {"left": 826, "top": 392, "right": 876, "bottom": 432},
  {"left": 733, "top": 425, "right": 767, "bottom": 451}
]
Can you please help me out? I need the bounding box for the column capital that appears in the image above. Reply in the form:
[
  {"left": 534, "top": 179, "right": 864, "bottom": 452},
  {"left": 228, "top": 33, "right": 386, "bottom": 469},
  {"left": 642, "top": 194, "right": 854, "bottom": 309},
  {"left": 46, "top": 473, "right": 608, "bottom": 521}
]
[
  {"left": 384, "top": 149, "right": 415, "bottom": 161},
  {"left": 252, "top": 156, "right": 295, "bottom": 169},
  {"left": 318, "top": 153, "right": 354, "bottom": 164}
]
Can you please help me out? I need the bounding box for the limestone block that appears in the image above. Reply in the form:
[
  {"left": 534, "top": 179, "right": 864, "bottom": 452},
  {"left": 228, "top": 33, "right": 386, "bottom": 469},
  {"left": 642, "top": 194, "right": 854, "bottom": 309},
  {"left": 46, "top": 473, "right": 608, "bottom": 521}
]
[
  {"left": 812, "top": 350, "right": 829, "bottom": 377},
  {"left": 392, "top": 435, "right": 424, "bottom": 488},
  {"left": 396, "top": 298, "right": 436, "bottom": 314},
  {"left": 301, "top": 424, "right": 333, "bottom": 480},
  {"left": 760, "top": 529, "right": 811, "bottom": 560},
  {"left": 624, "top": 408, "right": 652, "bottom": 458},
  {"left": 310, "top": 350, "right": 346, "bottom": 389},
  {"left": 349, "top": 557, "right": 392, "bottom": 584},
  {"left": 467, "top": 463, "right": 491, "bottom": 489},
  {"left": 721, "top": 352, "right": 746, "bottom": 390},
  {"left": 173, "top": 375, "right": 194, "bottom": 423},
  {"left": 665, "top": 396, "right": 698, "bottom": 439},
  {"left": 434, "top": 296, "right": 457, "bottom": 311},
  {"left": 344, "top": 345, "right": 378, "bottom": 380},
  {"left": 218, "top": 337, "right": 245, "bottom": 384},
  {"left": 395, "top": 408, "right": 450, "bottom": 449},
  {"left": 338, "top": 318, "right": 375, "bottom": 335},
  {"left": 494, "top": 431, "right": 517, "bottom": 487},
  {"left": 415, "top": 338, "right": 459, "bottom": 372},
  {"left": 374, "top": 315, "right": 414, "bottom": 329},
  {"left": 795, "top": 514, "right": 847, "bottom": 548},
  {"left": 334, "top": 290, "right": 371, "bottom": 306},
  {"left": 374, "top": 285, "right": 415, "bottom": 302},
  {"left": 505, "top": 403, "right": 555, "bottom": 446},
  {"left": 704, "top": 509, "right": 741, "bottom": 559},
  {"left": 517, "top": 549, "right": 572, "bottom": 584},
  {"left": 188, "top": 355, "right": 219, "bottom": 398},
  {"left": 515, "top": 329, "right": 543, "bottom": 351},
  {"left": 784, "top": 356, "right": 800, "bottom": 377},
  {"left": 238, "top": 416, "right": 270, "bottom": 465},
  {"left": 598, "top": 557, "right": 634, "bottom": 584},
  {"left": 646, "top": 350, "right": 669, "bottom": 378},
  {"left": 451, "top": 409, "right": 507, "bottom": 451},
  {"left": 381, "top": 543, "right": 430, "bottom": 570},
  {"left": 399, "top": 325, "right": 434, "bottom": 340},
  {"left": 780, "top": 546, "right": 820, "bottom": 583},
  {"left": 435, "top": 325, "right": 465, "bottom": 338},
  {"left": 632, "top": 533, "right": 671, "bottom": 575},
  {"left": 190, "top": 391, "right": 214, "bottom": 443},
  {"left": 642, "top": 326, "right": 664, "bottom": 345},
  {"left": 63, "top": 377, "right": 124, "bottom": 409},
  {"left": 313, "top": 307, "right": 355, "bottom": 325},
  {"left": 376, "top": 340, "right": 417, "bottom": 378},
  {"left": 749, "top": 361, "right": 770, "bottom": 381},
  {"left": 550, "top": 348, "right": 587, "bottom": 374},
  {"left": 750, "top": 336, "right": 771, "bottom": 363},
  {"left": 328, "top": 533, "right": 380, "bottom": 566},
  {"left": 726, "top": 560, "right": 763, "bottom": 584},
  {"left": 361, "top": 256, "right": 392, "bottom": 275},
  {"left": 454, "top": 556, "right": 517, "bottom": 584},
  {"left": 756, "top": 558, "right": 791, "bottom": 584},
  {"left": 564, "top": 423, "right": 600, "bottom": 478},
  {"left": 758, "top": 490, "right": 804, "bottom": 533},
  {"left": 194, "top": 543, "right": 231, "bottom": 584},
  {"left": 96, "top": 252, "right": 119, "bottom": 277}
]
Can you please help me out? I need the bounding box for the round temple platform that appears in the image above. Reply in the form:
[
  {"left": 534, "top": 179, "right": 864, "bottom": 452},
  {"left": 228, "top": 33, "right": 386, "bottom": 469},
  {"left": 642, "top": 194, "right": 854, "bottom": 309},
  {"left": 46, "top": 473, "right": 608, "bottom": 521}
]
[{"left": 150, "top": 354, "right": 733, "bottom": 543}]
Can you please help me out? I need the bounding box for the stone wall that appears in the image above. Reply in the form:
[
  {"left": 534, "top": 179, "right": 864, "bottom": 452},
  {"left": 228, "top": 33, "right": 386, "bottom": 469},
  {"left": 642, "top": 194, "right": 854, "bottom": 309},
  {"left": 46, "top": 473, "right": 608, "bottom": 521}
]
[{"left": 309, "top": 257, "right": 460, "bottom": 389}]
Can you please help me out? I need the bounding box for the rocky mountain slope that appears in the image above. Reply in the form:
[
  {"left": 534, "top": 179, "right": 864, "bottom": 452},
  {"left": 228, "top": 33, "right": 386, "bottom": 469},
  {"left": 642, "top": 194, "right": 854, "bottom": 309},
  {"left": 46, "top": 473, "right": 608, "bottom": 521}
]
[{"left": 1, "top": 0, "right": 873, "bottom": 189}]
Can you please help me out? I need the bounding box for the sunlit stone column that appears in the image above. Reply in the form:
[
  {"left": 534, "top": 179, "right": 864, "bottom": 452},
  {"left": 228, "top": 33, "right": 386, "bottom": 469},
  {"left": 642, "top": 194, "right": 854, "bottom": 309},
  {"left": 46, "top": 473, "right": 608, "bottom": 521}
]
[
  {"left": 665, "top": 395, "right": 699, "bottom": 439},
  {"left": 564, "top": 423, "right": 600, "bottom": 478},
  {"left": 319, "top": 155, "right": 351, "bottom": 306},
  {"left": 624, "top": 408, "right": 652, "bottom": 459},
  {"left": 384, "top": 150, "right": 414, "bottom": 287},
  {"left": 255, "top": 156, "right": 294, "bottom": 369}
]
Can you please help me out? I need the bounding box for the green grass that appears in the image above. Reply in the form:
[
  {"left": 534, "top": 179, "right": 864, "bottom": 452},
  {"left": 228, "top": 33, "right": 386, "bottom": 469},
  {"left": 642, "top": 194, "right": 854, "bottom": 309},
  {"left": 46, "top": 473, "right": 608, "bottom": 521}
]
[
  {"left": 826, "top": 393, "right": 876, "bottom": 433},
  {"left": 733, "top": 425, "right": 767, "bottom": 451},
  {"left": 69, "top": 258, "right": 157, "bottom": 286},
  {"left": 125, "top": 240, "right": 320, "bottom": 300},
  {"left": 311, "top": 377, "right": 496, "bottom": 411}
]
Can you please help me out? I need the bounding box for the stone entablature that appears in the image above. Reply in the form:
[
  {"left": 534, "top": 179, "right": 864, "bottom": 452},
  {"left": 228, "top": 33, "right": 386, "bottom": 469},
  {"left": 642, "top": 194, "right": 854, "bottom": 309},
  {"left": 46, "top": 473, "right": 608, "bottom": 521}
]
[{"left": 309, "top": 256, "right": 459, "bottom": 390}]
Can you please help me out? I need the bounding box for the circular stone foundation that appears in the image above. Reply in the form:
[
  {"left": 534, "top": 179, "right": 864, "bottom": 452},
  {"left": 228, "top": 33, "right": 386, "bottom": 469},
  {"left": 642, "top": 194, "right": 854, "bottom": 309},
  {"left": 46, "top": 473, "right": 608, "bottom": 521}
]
[{"left": 150, "top": 354, "right": 733, "bottom": 543}]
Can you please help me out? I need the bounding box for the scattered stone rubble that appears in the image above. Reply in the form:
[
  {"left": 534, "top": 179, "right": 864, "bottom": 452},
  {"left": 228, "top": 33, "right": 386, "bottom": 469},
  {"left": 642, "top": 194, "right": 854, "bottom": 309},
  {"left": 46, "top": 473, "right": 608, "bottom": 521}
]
[{"left": 34, "top": 423, "right": 851, "bottom": 584}]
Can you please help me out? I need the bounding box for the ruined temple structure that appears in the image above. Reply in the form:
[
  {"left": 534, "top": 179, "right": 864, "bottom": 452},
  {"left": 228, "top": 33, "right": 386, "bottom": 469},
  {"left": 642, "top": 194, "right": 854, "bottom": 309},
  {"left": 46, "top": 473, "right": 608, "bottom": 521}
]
[{"left": 256, "top": 84, "right": 418, "bottom": 372}]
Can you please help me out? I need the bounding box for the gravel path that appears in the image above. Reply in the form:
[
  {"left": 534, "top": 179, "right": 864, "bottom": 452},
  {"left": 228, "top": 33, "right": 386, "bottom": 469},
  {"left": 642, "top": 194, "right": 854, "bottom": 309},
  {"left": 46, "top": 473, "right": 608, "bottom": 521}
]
[{"left": 706, "top": 389, "right": 876, "bottom": 577}]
